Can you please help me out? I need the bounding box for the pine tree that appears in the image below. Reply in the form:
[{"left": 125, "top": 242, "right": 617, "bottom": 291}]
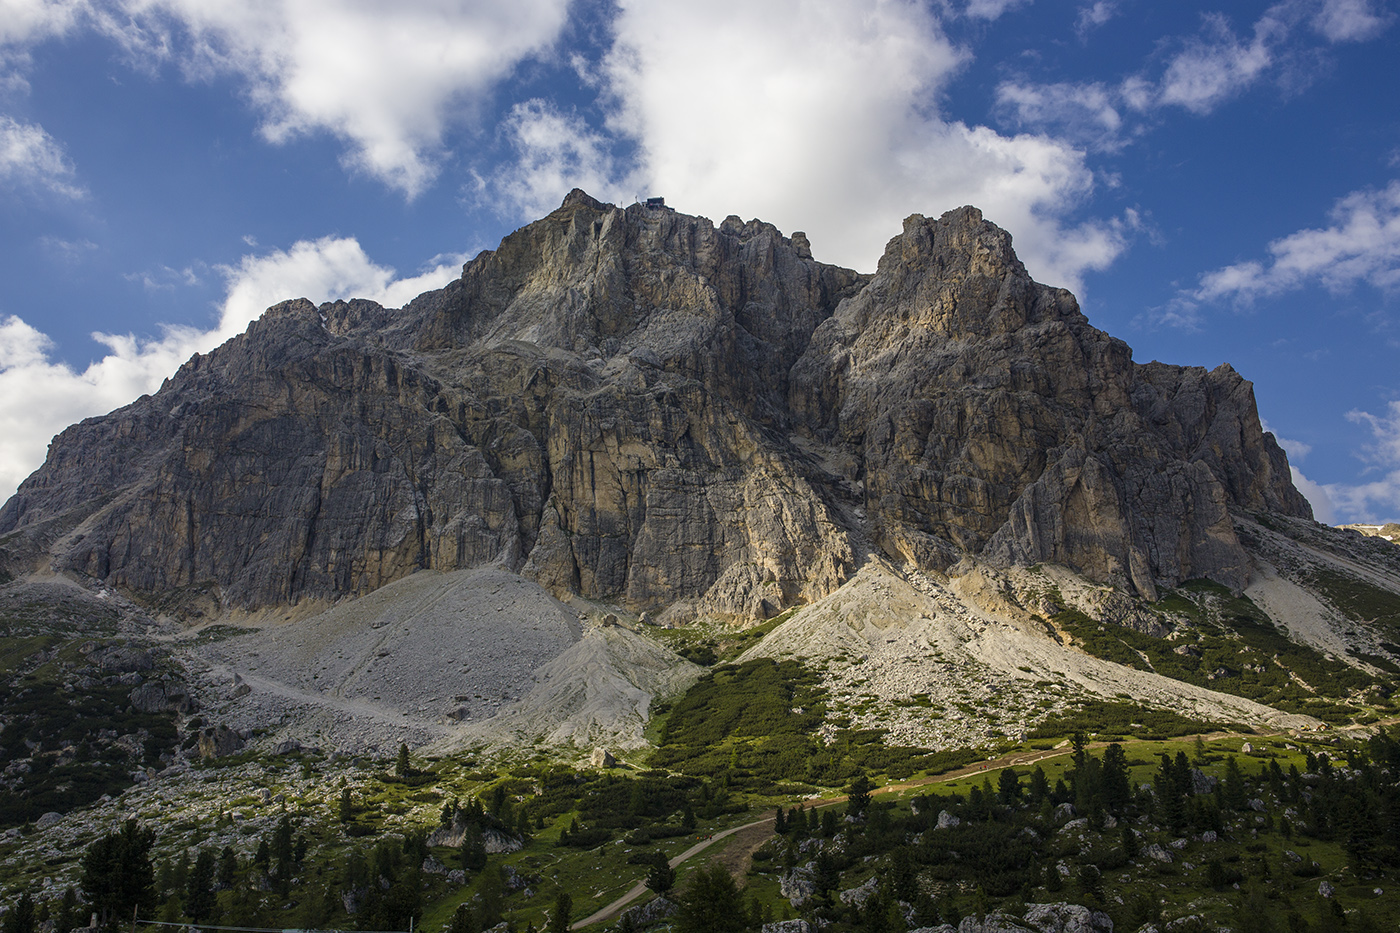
[
  {"left": 79, "top": 820, "right": 157, "bottom": 933},
  {"left": 1, "top": 893, "right": 36, "bottom": 933},
  {"left": 675, "top": 863, "right": 747, "bottom": 933},
  {"left": 184, "top": 849, "right": 219, "bottom": 925},
  {"left": 396, "top": 742, "right": 411, "bottom": 777},
  {"left": 547, "top": 892, "right": 572, "bottom": 933},
  {"left": 216, "top": 847, "right": 237, "bottom": 888},
  {"left": 460, "top": 824, "right": 487, "bottom": 872},
  {"left": 54, "top": 888, "right": 79, "bottom": 933},
  {"left": 644, "top": 853, "right": 675, "bottom": 895},
  {"left": 1101, "top": 743, "right": 1131, "bottom": 813},
  {"left": 1029, "top": 765, "right": 1049, "bottom": 803},
  {"left": 846, "top": 774, "right": 875, "bottom": 816},
  {"left": 998, "top": 767, "right": 1021, "bottom": 804}
]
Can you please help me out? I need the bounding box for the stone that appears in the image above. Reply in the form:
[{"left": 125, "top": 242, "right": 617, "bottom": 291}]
[
  {"left": 197, "top": 725, "right": 245, "bottom": 759},
  {"left": 618, "top": 896, "right": 678, "bottom": 928},
  {"left": 936, "top": 810, "right": 962, "bottom": 829},
  {"left": 1022, "top": 903, "right": 1114, "bottom": 933},
  {"left": 34, "top": 812, "right": 63, "bottom": 829},
  {"left": 590, "top": 748, "right": 617, "bottom": 769},
  {"left": 780, "top": 866, "right": 817, "bottom": 906},
  {"left": 761, "top": 922, "right": 812, "bottom": 933},
  {"left": 1318, "top": 881, "right": 1334, "bottom": 898},
  {"left": 1188, "top": 769, "right": 1218, "bottom": 796},
  {"left": 1142, "top": 843, "right": 1173, "bottom": 863},
  {"left": 839, "top": 875, "right": 878, "bottom": 907},
  {"left": 129, "top": 682, "right": 195, "bottom": 714},
  {"left": 97, "top": 646, "right": 154, "bottom": 673}
]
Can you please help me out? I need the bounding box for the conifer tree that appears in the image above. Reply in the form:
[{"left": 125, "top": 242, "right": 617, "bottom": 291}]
[
  {"left": 1, "top": 893, "right": 36, "bottom": 933},
  {"left": 79, "top": 819, "right": 157, "bottom": 932},
  {"left": 547, "top": 892, "right": 572, "bottom": 933},
  {"left": 675, "top": 863, "right": 747, "bottom": 933},
  {"left": 184, "top": 849, "right": 218, "bottom": 925},
  {"left": 216, "top": 847, "right": 237, "bottom": 888}
]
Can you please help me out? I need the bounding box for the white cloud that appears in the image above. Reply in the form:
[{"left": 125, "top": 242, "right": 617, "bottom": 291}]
[
  {"left": 0, "top": 0, "right": 87, "bottom": 82},
  {"left": 995, "top": 80, "right": 1126, "bottom": 151},
  {"left": 1261, "top": 419, "right": 1313, "bottom": 461},
  {"left": 0, "top": 237, "right": 463, "bottom": 502},
  {"left": 1076, "top": 1, "right": 1118, "bottom": 36},
  {"left": 965, "top": 0, "right": 1032, "bottom": 20},
  {"left": 0, "top": 115, "right": 84, "bottom": 198},
  {"left": 580, "top": 0, "right": 1126, "bottom": 290},
  {"left": 487, "top": 99, "right": 635, "bottom": 220},
  {"left": 1291, "top": 466, "right": 1337, "bottom": 523},
  {"left": 1309, "top": 0, "right": 1390, "bottom": 41},
  {"left": 125, "top": 264, "right": 201, "bottom": 290},
  {"left": 1308, "top": 401, "right": 1400, "bottom": 522},
  {"left": 0, "top": 0, "right": 572, "bottom": 198},
  {"left": 1195, "top": 180, "right": 1400, "bottom": 302},
  {"left": 1005, "top": 0, "right": 1389, "bottom": 149},
  {"left": 1155, "top": 11, "right": 1280, "bottom": 114}
]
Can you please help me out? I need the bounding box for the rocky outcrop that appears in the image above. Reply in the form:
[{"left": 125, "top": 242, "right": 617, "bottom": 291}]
[
  {"left": 0, "top": 191, "right": 1308, "bottom": 616},
  {"left": 197, "top": 725, "right": 245, "bottom": 759}
]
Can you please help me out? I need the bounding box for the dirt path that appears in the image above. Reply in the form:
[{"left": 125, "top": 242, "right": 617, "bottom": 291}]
[
  {"left": 201, "top": 661, "right": 425, "bottom": 730},
  {"left": 570, "top": 816, "right": 777, "bottom": 929}
]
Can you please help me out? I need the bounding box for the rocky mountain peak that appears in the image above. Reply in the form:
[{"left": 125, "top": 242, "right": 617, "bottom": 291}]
[{"left": 0, "top": 192, "right": 1309, "bottom": 617}]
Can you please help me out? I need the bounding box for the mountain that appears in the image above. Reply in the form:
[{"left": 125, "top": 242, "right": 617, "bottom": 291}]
[
  {"left": 0, "top": 190, "right": 1307, "bottom": 620},
  {"left": 4, "top": 189, "right": 1400, "bottom": 933}
]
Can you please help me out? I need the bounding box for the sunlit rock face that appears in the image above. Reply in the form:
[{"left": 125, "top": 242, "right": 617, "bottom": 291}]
[{"left": 0, "top": 190, "right": 1308, "bottom": 615}]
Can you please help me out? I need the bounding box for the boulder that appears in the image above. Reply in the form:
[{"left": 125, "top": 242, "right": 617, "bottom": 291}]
[
  {"left": 129, "top": 682, "right": 195, "bottom": 714},
  {"left": 197, "top": 725, "right": 245, "bottom": 759}
]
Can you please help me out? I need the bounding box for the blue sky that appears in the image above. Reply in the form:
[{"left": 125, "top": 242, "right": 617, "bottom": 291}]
[{"left": 1, "top": 0, "right": 1398, "bottom": 523}]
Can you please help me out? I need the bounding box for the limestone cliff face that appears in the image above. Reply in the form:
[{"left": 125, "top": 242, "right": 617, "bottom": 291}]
[{"left": 0, "top": 191, "right": 1309, "bottom": 614}]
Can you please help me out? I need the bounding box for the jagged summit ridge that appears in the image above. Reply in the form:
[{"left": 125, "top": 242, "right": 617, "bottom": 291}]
[{"left": 0, "top": 191, "right": 1308, "bottom": 616}]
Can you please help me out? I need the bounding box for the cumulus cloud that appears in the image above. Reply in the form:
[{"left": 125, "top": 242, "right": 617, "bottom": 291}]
[
  {"left": 0, "top": 0, "right": 571, "bottom": 197},
  {"left": 0, "top": 0, "right": 86, "bottom": 83},
  {"left": 570, "top": 0, "right": 1128, "bottom": 289},
  {"left": 487, "top": 99, "right": 635, "bottom": 220},
  {"left": 1194, "top": 180, "right": 1400, "bottom": 303},
  {"left": 1291, "top": 466, "right": 1337, "bottom": 523},
  {"left": 0, "top": 115, "right": 84, "bottom": 198},
  {"left": 0, "top": 237, "right": 463, "bottom": 501}
]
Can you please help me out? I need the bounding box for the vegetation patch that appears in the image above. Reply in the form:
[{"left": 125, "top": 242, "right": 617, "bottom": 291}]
[{"left": 1054, "top": 581, "right": 1388, "bottom": 721}]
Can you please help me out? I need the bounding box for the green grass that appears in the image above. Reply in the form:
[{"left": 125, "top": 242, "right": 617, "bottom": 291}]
[
  {"left": 1053, "top": 581, "right": 1386, "bottom": 721},
  {"left": 1306, "top": 567, "right": 1400, "bottom": 649}
]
